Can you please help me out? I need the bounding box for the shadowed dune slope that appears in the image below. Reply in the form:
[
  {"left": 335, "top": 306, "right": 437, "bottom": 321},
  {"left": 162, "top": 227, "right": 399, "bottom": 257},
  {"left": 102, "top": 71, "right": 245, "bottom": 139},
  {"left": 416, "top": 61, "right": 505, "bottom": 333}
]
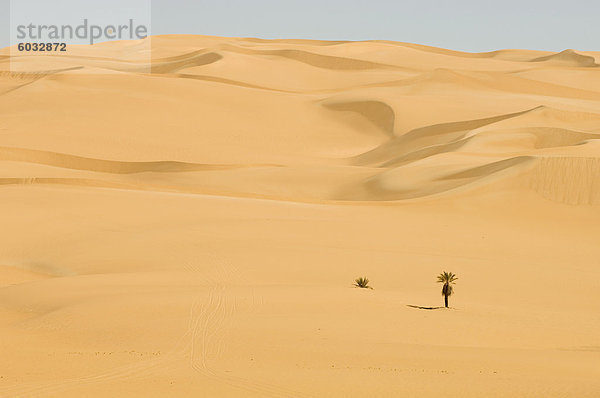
[{"left": 531, "top": 49, "right": 598, "bottom": 67}]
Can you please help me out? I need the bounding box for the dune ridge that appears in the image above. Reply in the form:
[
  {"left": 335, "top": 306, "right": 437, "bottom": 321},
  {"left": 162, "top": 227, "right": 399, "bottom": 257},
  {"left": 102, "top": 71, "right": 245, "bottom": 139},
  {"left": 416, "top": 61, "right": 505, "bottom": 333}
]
[
  {"left": 218, "top": 43, "right": 397, "bottom": 70},
  {"left": 0, "top": 146, "right": 275, "bottom": 174},
  {"left": 531, "top": 49, "right": 598, "bottom": 67}
]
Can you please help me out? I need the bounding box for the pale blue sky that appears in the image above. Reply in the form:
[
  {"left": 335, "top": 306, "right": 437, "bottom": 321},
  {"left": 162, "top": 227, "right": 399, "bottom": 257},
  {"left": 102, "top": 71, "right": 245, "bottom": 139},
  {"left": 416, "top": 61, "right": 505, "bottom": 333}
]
[{"left": 1, "top": 0, "right": 598, "bottom": 52}]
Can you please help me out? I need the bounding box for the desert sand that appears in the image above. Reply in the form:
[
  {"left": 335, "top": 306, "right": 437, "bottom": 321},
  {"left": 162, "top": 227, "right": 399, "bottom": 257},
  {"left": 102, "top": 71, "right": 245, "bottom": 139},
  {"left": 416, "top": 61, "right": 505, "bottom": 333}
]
[{"left": 0, "top": 35, "right": 599, "bottom": 397}]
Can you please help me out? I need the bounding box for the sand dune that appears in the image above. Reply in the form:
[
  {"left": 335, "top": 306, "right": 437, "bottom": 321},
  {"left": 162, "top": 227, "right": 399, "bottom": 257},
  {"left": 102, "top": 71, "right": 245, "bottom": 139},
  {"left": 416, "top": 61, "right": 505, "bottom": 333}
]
[
  {"left": 150, "top": 51, "right": 223, "bottom": 74},
  {"left": 322, "top": 100, "right": 396, "bottom": 135},
  {"left": 0, "top": 36, "right": 599, "bottom": 397},
  {"left": 531, "top": 49, "right": 598, "bottom": 67},
  {"left": 220, "top": 43, "right": 396, "bottom": 70}
]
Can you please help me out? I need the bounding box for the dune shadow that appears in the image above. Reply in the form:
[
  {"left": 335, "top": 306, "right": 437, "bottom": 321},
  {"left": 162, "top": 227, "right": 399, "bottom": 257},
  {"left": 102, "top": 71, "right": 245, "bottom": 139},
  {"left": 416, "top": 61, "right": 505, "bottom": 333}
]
[{"left": 407, "top": 305, "right": 446, "bottom": 310}]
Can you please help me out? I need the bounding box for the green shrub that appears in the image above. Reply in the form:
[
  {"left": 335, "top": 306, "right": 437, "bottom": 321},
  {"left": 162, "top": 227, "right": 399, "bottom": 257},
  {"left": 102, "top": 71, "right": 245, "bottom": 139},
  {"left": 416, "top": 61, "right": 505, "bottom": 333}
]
[{"left": 353, "top": 277, "right": 373, "bottom": 289}]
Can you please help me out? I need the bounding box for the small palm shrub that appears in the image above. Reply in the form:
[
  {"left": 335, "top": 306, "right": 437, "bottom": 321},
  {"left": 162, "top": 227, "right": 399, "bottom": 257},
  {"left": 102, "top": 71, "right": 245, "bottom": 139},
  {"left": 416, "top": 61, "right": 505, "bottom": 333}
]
[{"left": 353, "top": 277, "right": 373, "bottom": 289}]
